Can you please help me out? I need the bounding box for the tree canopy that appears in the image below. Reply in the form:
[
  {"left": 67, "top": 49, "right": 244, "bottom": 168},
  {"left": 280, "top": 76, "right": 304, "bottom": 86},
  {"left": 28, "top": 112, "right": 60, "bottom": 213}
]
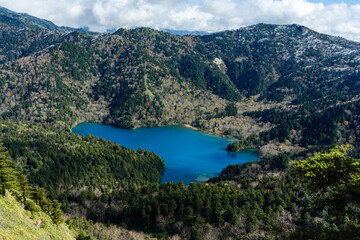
[
  {"left": 292, "top": 145, "right": 360, "bottom": 213},
  {"left": 0, "top": 143, "right": 17, "bottom": 196},
  {"left": 292, "top": 145, "right": 360, "bottom": 239}
]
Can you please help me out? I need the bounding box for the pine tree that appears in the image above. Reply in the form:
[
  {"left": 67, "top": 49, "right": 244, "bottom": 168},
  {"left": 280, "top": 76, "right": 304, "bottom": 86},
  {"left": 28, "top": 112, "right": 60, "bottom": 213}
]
[
  {"left": 49, "top": 200, "right": 64, "bottom": 224},
  {"left": 31, "top": 186, "right": 47, "bottom": 205},
  {"left": 0, "top": 143, "right": 18, "bottom": 196},
  {"left": 18, "top": 174, "right": 30, "bottom": 203},
  {"left": 190, "top": 226, "right": 200, "bottom": 240},
  {"left": 76, "top": 232, "right": 93, "bottom": 240}
]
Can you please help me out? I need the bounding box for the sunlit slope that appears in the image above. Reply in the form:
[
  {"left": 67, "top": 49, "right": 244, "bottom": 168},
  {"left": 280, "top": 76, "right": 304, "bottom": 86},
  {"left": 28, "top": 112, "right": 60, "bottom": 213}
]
[{"left": 0, "top": 193, "right": 74, "bottom": 240}]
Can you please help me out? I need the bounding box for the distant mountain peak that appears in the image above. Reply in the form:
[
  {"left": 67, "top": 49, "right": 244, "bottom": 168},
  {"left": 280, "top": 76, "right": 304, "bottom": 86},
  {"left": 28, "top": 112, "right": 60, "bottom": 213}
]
[
  {"left": 161, "top": 28, "right": 210, "bottom": 36},
  {"left": 0, "top": 6, "right": 96, "bottom": 34}
]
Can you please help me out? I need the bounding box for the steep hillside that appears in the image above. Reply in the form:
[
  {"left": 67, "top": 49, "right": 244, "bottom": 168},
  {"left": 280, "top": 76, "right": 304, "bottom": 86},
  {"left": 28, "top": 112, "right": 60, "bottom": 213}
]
[
  {"left": 0, "top": 142, "right": 77, "bottom": 240},
  {"left": 196, "top": 24, "right": 360, "bottom": 101},
  {"left": 0, "top": 7, "right": 82, "bottom": 32},
  {"left": 0, "top": 193, "right": 74, "bottom": 240},
  {"left": 0, "top": 26, "right": 255, "bottom": 132}
]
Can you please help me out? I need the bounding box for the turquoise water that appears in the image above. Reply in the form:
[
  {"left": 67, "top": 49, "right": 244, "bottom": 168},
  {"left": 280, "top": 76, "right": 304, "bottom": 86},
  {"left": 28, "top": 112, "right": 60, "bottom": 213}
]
[{"left": 72, "top": 123, "right": 259, "bottom": 185}]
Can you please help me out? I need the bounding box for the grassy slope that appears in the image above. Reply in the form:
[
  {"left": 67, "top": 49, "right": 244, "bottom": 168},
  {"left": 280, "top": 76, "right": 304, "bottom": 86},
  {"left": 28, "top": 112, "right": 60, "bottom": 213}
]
[{"left": 0, "top": 193, "right": 74, "bottom": 240}]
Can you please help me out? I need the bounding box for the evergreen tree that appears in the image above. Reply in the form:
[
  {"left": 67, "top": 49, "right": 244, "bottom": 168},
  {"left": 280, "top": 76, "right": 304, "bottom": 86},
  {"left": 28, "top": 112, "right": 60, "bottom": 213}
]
[
  {"left": 0, "top": 143, "right": 18, "bottom": 196},
  {"left": 76, "top": 232, "right": 93, "bottom": 240},
  {"left": 18, "top": 174, "right": 30, "bottom": 203},
  {"left": 49, "top": 200, "right": 64, "bottom": 224},
  {"left": 190, "top": 226, "right": 201, "bottom": 240},
  {"left": 293, "top": 144, "right": 360, "bottom": 213},
  {"left": 31, "top": 186, "right": 47, "bottom": 206}
]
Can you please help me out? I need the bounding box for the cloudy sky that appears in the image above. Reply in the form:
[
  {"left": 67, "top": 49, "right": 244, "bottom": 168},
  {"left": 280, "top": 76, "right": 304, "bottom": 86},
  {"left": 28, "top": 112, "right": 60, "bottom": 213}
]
[{"left": 0, "top": 0, "right": 359, "bottom": 41}]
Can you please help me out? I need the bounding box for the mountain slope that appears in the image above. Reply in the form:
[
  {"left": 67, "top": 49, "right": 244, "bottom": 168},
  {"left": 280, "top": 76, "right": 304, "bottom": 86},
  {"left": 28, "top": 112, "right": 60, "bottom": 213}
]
[
  {"left": 0, "top": 6, "right": 92, "bottom": 33},
  {"left": 0, "top": 6, "right": 95, "bottom": 64},
  {"left": 196, "top": 23, "right": 360, "bottom": 101},
  {"left": 0, "top": 193, "right": 74, "bottom": 240},
  {"left": 0, "top": 9, "right": 360, "bottom": 145}
]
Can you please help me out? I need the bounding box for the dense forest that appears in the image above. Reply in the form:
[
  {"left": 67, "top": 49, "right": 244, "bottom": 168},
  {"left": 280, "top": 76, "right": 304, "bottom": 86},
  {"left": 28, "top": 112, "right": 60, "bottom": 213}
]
[
  {"left": 0, "top": 121, "right": 164, "bottom": 202},
  {"left": 227, "top": 96, "right": 360, "bottom": 153}
]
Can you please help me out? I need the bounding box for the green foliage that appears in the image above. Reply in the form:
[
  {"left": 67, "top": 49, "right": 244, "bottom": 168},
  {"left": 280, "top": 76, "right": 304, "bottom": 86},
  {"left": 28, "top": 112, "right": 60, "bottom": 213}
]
[
  {"left": 24, "top": 198, "right": 41, "bottom": 212},
  {"left": 211, "top": 153, "right": 290, "bottom": 182},
  {"left": 0, "top": 142, "right": 64, "bottom": 225},
  {"left": 190, "top": 226, "right": 201, "bottom": 240},
  {"left": 179, "top": 55, "right": 241, "bottom": 101},
  {"left": 18, "top": 174, "right": 30, "bottom": 203},
  {"left": 292, "top": 145, "right": 360, "bottom": 239},
  {"left": 76, "top": 232, "right": 93, "bottom": 240},
  {"left": 179, "top": 55, "right": 206, "bottom": 89},
  {"left": 227, "top": 135, "right": 260, "bottom": 152},
  {"left": 243, "top": 99, "right": 360, "bottom": 147},
  {"left": 89, "top": 169, "right": 303, "bottom": 239},
  {"left": 0, "top": 143, "right": 18, "bottom": 196},
  {"left": 264, "top": 153, "right": 290, "bottom": 170},
  {"left": 293, "top": 145, "right": 360, "bottom": 213},
  {"left": 226, "top": 60, "right": 265, "bottom": 96},
  {"left": 224, "top": 102, "right": 238, "bottom": 117},
  {"left": 0, "top": 121, "right": 164, "bottom": 204}
]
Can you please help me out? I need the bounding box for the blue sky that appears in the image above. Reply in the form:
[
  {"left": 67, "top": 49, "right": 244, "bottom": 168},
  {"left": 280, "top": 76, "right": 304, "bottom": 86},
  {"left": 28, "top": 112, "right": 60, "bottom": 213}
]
[{"left": 0, "top": 0, "right": 359, "bottom": 41}]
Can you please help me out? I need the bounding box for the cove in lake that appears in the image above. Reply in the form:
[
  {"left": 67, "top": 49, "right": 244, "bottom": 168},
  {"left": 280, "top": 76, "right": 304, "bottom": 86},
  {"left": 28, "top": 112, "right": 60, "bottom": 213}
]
[{"left": 72, "top": 123, "right": 259, "bottom": 185}]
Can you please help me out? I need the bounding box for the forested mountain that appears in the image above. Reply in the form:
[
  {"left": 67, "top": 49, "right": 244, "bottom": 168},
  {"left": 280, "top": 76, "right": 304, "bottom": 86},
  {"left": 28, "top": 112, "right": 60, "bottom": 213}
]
[
  {"left": 0, "top": 9, "right": 359, "bottom": 147},
  {"left": 1, "top": 7, "right": 360, "bottom": 240}
]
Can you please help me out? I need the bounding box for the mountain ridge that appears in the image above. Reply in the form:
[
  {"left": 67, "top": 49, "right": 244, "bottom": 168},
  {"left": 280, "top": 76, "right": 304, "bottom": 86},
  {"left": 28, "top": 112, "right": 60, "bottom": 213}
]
[
  {"left": 0, "top": 6, "right": 95, "bottom": 33},
  {"left": 0, "top": 14, "right": 358, "bottom": 142},
  {"left": 1, "top": 8, "right": 360, "bottom": 149}
]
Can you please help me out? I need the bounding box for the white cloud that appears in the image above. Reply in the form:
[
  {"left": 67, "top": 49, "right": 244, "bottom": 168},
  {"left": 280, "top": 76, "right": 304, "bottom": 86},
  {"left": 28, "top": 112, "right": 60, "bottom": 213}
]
[{"left": 0, "top": 0, "right": 359, "bottom": 41}]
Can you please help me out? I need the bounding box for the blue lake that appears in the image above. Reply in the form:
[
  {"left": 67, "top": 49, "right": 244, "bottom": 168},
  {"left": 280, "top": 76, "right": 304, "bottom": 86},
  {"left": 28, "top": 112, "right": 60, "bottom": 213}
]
[{"left": 72, "top": 123, "right": 259, "bottom": 185}]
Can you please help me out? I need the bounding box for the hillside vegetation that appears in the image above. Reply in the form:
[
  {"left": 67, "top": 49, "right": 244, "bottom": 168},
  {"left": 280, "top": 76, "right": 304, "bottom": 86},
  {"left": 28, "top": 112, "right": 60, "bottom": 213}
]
[
  {"left": 1, "top": 8, "right": 359, "bottom": 148},
  {"left": 0, "top": 121, "right": 164, "bottom": 203},
  {"left": 0, "top": 142, "right": 76, "bottom": 239},
  {"left": 1, "top": 7, "right": 360, "bottom": 240},
  {"left": 0, "top": 193, "right": 74, "bottom": 240}
]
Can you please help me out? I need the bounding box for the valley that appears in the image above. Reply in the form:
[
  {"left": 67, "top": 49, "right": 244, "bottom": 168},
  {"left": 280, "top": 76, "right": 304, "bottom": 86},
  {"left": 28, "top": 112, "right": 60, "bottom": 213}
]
[{"left": 0, "top": 6, "right": 359, "bottom": 240}]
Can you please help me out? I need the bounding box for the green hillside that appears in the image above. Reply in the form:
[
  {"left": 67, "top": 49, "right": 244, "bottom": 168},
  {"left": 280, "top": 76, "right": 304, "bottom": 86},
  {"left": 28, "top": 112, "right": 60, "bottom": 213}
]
[
  {"left": 0, "top": 142, "right": 76, "bottom": 240},
  {"left": 0, "top": 193, "right": 74, "bottom": 240},
  {"left": 0, "top": 120, "right": 164, "bottom": 201}
]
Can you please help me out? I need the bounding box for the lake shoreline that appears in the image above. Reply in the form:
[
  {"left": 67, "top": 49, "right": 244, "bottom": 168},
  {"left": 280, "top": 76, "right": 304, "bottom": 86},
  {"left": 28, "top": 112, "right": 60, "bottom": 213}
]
[
  {"left": 182, "top": 124, "right": 236, "bottom": 140},
  {"left": 73, "top": 120, "right": 238, "bottom": 141},
  {"left": 182, "top": 124, "right": 201, "bottom": 131},
  {"left": 72, "top": 123, "right": 260, "bottom": 184}
]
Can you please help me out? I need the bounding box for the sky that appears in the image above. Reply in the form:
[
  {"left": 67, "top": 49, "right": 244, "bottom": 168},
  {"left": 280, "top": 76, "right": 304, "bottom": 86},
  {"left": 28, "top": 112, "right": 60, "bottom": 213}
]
[{"left": 0, "top": 0, "right": 359, "bottom": 41}]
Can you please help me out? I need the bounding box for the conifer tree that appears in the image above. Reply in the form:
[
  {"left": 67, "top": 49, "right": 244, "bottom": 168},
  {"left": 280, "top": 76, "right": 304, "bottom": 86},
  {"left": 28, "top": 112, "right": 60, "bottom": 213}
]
[
  {"left": 293, "top": 144, "right": 360, "bottom": 213},
  {"left": 31, "top": 186, "right": 47, "bottom": 205},
  {"left": 49, "top": 199, "right": 64, "bottom": 224},
  {"left": 0, "top": 143, "right": 18, "bottom": 196},
  {"left": 18, "top": 174, "right": 30, "bottom": 203}
]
